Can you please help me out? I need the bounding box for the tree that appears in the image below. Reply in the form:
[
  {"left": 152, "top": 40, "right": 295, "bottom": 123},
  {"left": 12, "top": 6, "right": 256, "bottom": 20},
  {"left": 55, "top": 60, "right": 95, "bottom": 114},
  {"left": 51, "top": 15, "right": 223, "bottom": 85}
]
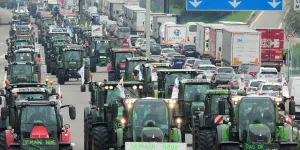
[{"left": 284, "top": 0, "right": 300, "bottom": 36}]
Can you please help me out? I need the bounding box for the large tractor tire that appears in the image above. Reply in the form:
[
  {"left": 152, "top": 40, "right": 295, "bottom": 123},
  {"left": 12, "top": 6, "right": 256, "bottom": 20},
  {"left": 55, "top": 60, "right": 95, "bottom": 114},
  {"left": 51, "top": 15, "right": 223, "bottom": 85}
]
[
  {"left": 92, "top": 126, "right": 110, "bottom": 150},
  {"left": 84, "top": 115, "right": 93, "bottom": 150},
  {"left": 90, "top": 57, "right": 97, "bottom": 73},
  {"left": 198, "top": 130, "right": 214, "bottom": 150},
  {"left": 46, "top": 61, "right": 51, "bottom": 73},
  {"left": 220, "top": 145, "right": 239, "bottom": 150},
  {"left": 57, "top": 69, "right": 65, "bottom": 85},
  {"left": 0, "top": 130, "right": 6, "bottom": 150},
  {"left": 108, "top": 72, "right": 115, "bottom": 81},
  {"left": 191, "top": 110, "right": 200, "bottom": 149},
  {"left": 84, "top": 69, "right": 89, "bottom": 83},
  {"left": 59, "top": 146, "right": 73, "bottom": 150}
]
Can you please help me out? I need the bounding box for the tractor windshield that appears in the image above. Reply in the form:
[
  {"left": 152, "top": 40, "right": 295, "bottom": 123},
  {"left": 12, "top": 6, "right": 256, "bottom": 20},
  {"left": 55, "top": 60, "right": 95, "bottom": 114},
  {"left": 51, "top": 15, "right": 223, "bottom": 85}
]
[
  {"left": 210, "top": 95, "right": 230, "bottom": 114},
  {"left": 14, "top": 40, "right": 30, "bottom": 46},
  {"left": 238, "top": 97, "right": 275, "bottom": 142},
  {"left": 11, "top": 64, "right": 33, "bottom": 77},
  {"left": 126, "top": 61, "right": 147, "bottom": 75},
  {"left": 17, "top": 92, "right": 48, "bottom": 100},
  {"left": 20, "top": 106, "right": 57, "bottom": 138},
  {"left": 184, "top": 84, "right": 210, "bottom": 101},
  {"left": 96, "top": 43, "right": 109, "bottom": 51},
  {"left": 53, "top": 41, "right": 67, "bottom": 46},
  {"left": 164, "top": 73, "right": 192, "bottom": 94},
  {"left": 132, "top": 100, "right": 168, "bottom": 141},
  {"left": 51, "top": 33, "right": 68, "bottom": 40},
  {"left": 106, "top": 86, "right": 140, "bottom": 104},
  {"left": 115, "top": 52, "right": 133, "bottom": 64},
  {"left": 64, "top": 50, "right": 81, "bottom": 61},
  {"left": 15, "top": 53, "right": 34, "bottom": 61}
]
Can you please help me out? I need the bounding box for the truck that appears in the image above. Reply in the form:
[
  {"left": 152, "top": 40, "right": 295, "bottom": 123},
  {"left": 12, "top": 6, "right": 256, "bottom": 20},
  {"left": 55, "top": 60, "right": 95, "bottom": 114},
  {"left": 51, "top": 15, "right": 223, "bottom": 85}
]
[
  {"left": 163, "top": 24, "right": 187, "bottom": 46},
  {"left": 208, "top": 25, "right": 225, "bottom": 66},
  {"left": 122, "top": 5, "right": 146, "bottom": 26},
  {"left": 152, "top": 14, "right": 179, "bottom": 41},
  {"left": 107, "top": 0, "right": 124, "bottom": 21},
  {"left": 222, "top": 27, "right": 261, "bottom": 70},
  {"left": 256, "top": 28, "right": 284, "bottom": 72},
  {"left": 219, "top": 21, "right": 249, "bottom": 26}
]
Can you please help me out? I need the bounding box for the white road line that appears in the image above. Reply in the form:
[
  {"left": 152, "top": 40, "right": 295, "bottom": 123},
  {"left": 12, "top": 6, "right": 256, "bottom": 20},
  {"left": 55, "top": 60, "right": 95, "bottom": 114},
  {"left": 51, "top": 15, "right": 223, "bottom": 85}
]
[
  {"left": 250, "top": 11, "right": 264, "bottom": 28},
  {"left": 0, "top": 53, "right": 5, "bottom": 59}
]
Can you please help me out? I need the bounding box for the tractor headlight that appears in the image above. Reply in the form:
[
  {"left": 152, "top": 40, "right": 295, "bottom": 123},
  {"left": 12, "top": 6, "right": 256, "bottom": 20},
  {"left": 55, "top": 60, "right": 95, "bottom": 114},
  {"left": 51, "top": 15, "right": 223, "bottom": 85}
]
[
  {"left": 132, "top": 85, "right": 137, "bottom": 90},
  {"left": 274, "top": 97, "right": 282, "bottom": 105},
  {"left": 231, "top": 96, "right": 241, "bottom": 105},
  {"left": 168, "top": 99, "right": 176, "bottom": 109},
  {"left": 176, "top": 118, "right": 182, "bottom": 124},
  {"left": 104, "top": 86, "right": 108, "bottom": 89},
  {"left": 120, "top": 118, "right": 126, "bottom": 129},
  {"left": 139, "top": 85, "right": 143, "bottom": 89},
  {"left": 100, "top": 56, "right": 106, "bottom": 58},
  {"left": 109, "top": 86, "right": 113, "bottom": 89}
]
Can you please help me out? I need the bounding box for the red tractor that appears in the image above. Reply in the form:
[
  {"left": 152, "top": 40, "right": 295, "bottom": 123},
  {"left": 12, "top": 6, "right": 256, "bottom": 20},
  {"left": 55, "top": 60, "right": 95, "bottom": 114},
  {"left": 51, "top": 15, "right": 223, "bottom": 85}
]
[
  {"left": 0, "top": 99, "right": 76, "bottom": 150},
  {"left": 106, "top": 48, "right": 136, "bottom": 81}
]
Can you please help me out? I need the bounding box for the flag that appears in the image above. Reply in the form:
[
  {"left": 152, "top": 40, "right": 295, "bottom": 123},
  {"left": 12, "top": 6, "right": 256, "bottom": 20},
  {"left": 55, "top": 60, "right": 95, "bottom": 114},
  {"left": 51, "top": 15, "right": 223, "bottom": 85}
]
[
  {"left": 151, "top": 65, "right": 158, "bottom": 81},
  {"left": 117, "top": 77, "right": 125, "bottom": 98},
  {"left": 134, "top": 65, "right": 142, "bottom": 80},
  {"left": 57, "top": 85, "right": 62, "bottom": 106},
  {"left": 85, "top": 22, "right": 88, "bottom": 27},
  {"left": 238, "top": 74, "right": 245, "bottom": 90},
  {"left": 171, "top": 77, "right": 179, "bottom": 99},
  {"left": 78, "top": 64, "right": 85, "bottom": 85}
]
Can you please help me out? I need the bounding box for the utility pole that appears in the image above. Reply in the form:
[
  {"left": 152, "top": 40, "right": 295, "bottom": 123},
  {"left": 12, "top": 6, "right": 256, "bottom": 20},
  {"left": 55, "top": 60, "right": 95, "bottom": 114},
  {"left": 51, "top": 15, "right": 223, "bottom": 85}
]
[
  {"left": 164, "top": 0, "right": 169, "bottom": 13},
  {"left": 145, "top": 0, "right": 150, "bottom": 58}
]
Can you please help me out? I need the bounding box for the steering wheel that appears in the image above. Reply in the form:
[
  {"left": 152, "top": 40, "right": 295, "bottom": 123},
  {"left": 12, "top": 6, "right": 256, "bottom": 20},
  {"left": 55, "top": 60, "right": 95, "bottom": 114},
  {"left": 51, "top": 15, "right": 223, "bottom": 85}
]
[{"left": 144, "top": 120, "right": 157, "bottom": 127}]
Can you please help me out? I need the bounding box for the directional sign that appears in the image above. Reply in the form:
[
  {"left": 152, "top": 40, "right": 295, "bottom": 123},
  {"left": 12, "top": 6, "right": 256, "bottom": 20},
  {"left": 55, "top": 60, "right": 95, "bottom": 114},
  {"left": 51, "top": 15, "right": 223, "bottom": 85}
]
[
  {"left": 286, "top": 34, "right": 295, "bottom": 41},
  {"left": 186, "top": 0, "right": 282, "bottom": 11},
  {"left": 295, "top": 0, "right": 300, "bottom": 10}
]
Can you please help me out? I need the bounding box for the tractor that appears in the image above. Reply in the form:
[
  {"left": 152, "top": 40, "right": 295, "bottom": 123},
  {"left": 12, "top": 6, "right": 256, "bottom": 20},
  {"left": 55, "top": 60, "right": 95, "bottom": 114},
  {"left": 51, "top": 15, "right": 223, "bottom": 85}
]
[
  {"left": 89, "top": 40, "right": 111, "bottom": 71},
  {"left": 0, "top": 99, "right": 76, "bottom": 150},
  {"left": 7, "top": 38, "right": 33, "bottom": 54},
  {"left": 56, "top": 44, "right": 90, "bottom": 85},
  {"left": 76, "top": 26, "right": 92, "bottom": 44},
  {"left": 5, "top": 47, "right": 37, "bottom": 64},
  {"left": 107, "top": 48, "right": 137, "bottom": 81},
  {"left": 81, "top": 79, "right": 144, "bottom": 150},
  {"left": 125, "top": 57, "right": 149, "bottom": 81},
  {"left": 46, "top": 39, "right": 68, "bottom": 75},
  {"left": 5, "top": 61, "right": 41, "bottom": 84},
  {"left": 154, "top": 69, "right": 200, "bottom": 98},
  {"left": 90, "top": 98, "right": 183, "bottom": 149},
  {"left": 140, "top": 63, "right": 171, "bottom": 97},
  {"left": 215, "top": 96, "right": 297, "bottom": 150},
  {"left": 45, "top": 28, "right": 71, "bottom": 50}
]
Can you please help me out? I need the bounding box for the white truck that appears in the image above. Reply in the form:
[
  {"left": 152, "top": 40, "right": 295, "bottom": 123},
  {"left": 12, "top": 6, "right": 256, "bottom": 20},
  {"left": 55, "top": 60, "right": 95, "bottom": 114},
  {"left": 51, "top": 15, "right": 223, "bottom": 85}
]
[
  {"left": 130, "top": 12, "right": 165, "bottom": 35},
  {"left": 219, "top": 21, "right": 249, "bottom": 27},
  {"left": 162, "top": 24, "right": 187, "bottom": 46},
  {"left": 208, "top": 25, "right": 225, "bottom": 66},
  {"left": 107, "top": 0, "right": 124, "bottom": 21},
  {"left": 221, "top": 27, "right": 261, "bottom": 69},
  {"left": 152, "top": 14, "right": 177, "bottom": 41},
  {"left": 122, "top": 5, "right": 146, "bottom": 26}
]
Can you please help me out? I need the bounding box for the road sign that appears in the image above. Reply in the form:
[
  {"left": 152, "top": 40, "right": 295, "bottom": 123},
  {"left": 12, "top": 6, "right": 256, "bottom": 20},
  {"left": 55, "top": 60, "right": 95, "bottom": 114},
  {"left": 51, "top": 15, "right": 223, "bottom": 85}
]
[
  {"left": 295, "top": 0, "right": 300, "bottom": 10},
  {"left": 286, "top": 34, "right": 295, "bottom": 41},
  {"left": 122, "top": 40, "right": 129, "bottom": 48},
  {"left": 186, "top": 0, "right": 282, "bottom": 11}
]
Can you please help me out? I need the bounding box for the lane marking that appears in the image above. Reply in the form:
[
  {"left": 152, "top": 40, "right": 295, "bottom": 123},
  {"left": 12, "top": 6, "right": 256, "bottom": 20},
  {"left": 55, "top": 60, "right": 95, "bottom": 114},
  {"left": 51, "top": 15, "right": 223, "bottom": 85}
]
[
  {"left": 0, "top": 53, "right": 5, "bottom": 59},
  {"left": 250, "top": 11, "right": 264, "bottom": 28}
]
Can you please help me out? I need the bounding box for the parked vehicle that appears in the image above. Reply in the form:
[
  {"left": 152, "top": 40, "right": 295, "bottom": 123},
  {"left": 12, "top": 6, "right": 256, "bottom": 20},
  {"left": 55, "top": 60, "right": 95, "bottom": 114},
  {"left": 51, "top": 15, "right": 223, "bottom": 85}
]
[{"left": 237, "top": 64, "right": 256, "bottom": 74}]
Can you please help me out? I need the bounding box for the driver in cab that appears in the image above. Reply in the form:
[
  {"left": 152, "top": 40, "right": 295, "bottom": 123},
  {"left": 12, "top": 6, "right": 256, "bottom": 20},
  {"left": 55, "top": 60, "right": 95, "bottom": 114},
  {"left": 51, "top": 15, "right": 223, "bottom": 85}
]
[{"left": 142, "top": 105, "right": 165, "bottom": 127}]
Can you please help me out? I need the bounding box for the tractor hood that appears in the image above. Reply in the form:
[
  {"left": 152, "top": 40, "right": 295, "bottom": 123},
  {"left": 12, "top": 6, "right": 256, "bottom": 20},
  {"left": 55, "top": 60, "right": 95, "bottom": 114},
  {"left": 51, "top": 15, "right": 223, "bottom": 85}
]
[
  {"left": 141, "top": 127, "right": 164, "bottom": 142},
  {"left": 247, "top": 124, "right": 271, "bottom": 143}
]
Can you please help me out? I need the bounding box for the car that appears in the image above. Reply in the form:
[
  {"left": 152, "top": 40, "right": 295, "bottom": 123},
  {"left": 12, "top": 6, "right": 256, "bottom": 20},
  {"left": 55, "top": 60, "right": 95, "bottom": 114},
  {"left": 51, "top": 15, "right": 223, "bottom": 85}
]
[
  {"left": 237, "top": 64, "right": 256, "bottom": 74},
  {"left": 197, "top": 64, "right": 216, "bottom": 79},
  {"left": 256, "top": 67, "right": 279, "bottom": 81},
  {"left": 177, "top": 44, "right": 196, "bottom": 54},
  {"left": 150, "top": 43, "right": 161, "bottom": 55},
  {"left": 140, "top": 39, "right": 156, "bottom": 51},
  {"left": 211, "top": 67, "right": 235, "bottom": 85},
  {"left": 192, "top": 60, "right": 212, "bottom": 69},
  {"left": 113, "top": 26, "right": 131, "bottom": 39},
  {"left": 170, "top": 55, "right": 186, "bottom": 69},
  {"left": 127, "top": 35, "right": 139, "bottom": 47},
  {"left": 135, "top": 38, "right": 145, "bottom": 49},
  {"left": 228, "top": 74, "right": 253, "bottom": 89},
  {"left": 247, "top": 65, "right": 260, "bottom": 78},
  {"left": 183, "top": 58, "right": 199, "bottom": 69},
  {"left": 246, "top": 79, "right": 267, "bottom": 95},
  {"left": 164, "top": 52, "right": 180, "bottom": 62},
  {"left": 256, "top": 82, "right": 282, "bottom": 96},
  {"left": 160, "top": 48, "right": 176, "bottom": 62}
]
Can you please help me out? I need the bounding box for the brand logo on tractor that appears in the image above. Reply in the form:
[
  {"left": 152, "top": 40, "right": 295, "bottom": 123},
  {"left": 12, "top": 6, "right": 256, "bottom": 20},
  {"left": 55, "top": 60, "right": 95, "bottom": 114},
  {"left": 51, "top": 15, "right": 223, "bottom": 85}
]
[{"left": 173, "top": 29, "right": 181, "bottom": 36}]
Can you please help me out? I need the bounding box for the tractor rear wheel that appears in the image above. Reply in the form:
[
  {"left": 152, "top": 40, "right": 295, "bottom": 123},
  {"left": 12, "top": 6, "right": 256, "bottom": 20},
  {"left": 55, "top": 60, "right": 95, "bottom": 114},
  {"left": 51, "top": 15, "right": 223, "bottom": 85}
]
[
  {"left": 84, "top": 115, "right": 93, "bottom": 150},
  {"left": 220, "top": 145, "right": 239, "bottom": 150},
  {"left": 0, "top": 130, "right": 6, "bottom": 149},
  {"left": 90, "top": 57, "right": 97, "bottom": 73},
  {"left": 57, "top": 69, "right": 65, "bottom": 85},
  {"left": 198, "top": 130, "right": 214, "bottom": 150},
  {"left": 92, "top": 126, "right": 110, "bottom": 150}
]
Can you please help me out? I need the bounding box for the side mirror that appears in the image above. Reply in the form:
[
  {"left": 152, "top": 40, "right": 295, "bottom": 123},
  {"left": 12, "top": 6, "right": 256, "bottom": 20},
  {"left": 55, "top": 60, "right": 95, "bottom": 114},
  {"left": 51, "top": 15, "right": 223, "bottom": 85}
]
[
  {"left": 69, "top": 106, "right": 76, "bottom": 120},
  {"left": 218, "top": 100, "right": 226, "bottom": 115},
  {"left": 81, "top": 84, "right": 86, "bottom": 92},
  {"left": 1, "top": 107, "right": 8, "bottom": 120},
  {"left": 4, "top": 66, "right": 7, "bottom": 71},
  {"left": 4, "top": 55, "right": 8, "bottom": 60},
  {"left": 111, "top": 103, "right": 118, "bottom": 120},
  {"left": 289, "top": 100, "right": 295, "bottom": 115}
]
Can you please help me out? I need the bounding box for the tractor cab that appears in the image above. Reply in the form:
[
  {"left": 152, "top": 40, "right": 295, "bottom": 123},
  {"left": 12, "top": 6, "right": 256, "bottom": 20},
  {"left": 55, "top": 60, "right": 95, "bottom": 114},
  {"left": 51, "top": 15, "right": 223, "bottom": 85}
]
[
  {"left": 77, "top": 26, "right": 92, "bottom": 43},
  {"left": 89, "top": 40, "right": 111, "bottom": 71},
  {"left": 215, "top": 96, "right": 297, "bottom": 149},
  {"left": 14, "top": 24, "right": 33, "bottom": 36},
  {"left": 155, "top": 69, "right": 200, "bottom": 98},
  {"left": 46, "top": 39, "right": 68, "bottom": 74},
  {"left": 0, "top": 100, "right": 76, "bottom": 150},
  {"left": 46, "top": 28, "right": 71, "bottom": 49},
  {"left": 5, "top": 61, "right": 40, "bottom": 83},
  {"left": 107, "top": 48, "right": 136, "bottom": 81},
  {"left": 7, "top": 48, "right": 36, "bottom": 63},
  {"left": 126, "top": 57, "right": 148, "bottom": 81}
]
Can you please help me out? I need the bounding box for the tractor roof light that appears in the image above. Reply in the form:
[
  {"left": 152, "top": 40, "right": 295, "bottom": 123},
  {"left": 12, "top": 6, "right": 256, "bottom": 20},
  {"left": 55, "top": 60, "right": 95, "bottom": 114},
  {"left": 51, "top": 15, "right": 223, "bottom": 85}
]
[
  {"left": 103, "top": 78, "right": 107, "bottom": 82},
  {"left": 227, "top": 84, "right": 231, "bottom": 90},
  {"left": 5, "top": 80, "right": 10, "bottom": 85},
  {"left": 90, "top": 73, "right": 94, "bottom": 78},
  {"left": 198, "top": 64, "right": 201, "bottom": 69},
  {"left": 13, "top": 93, "right": 18, "bottom": 98}
]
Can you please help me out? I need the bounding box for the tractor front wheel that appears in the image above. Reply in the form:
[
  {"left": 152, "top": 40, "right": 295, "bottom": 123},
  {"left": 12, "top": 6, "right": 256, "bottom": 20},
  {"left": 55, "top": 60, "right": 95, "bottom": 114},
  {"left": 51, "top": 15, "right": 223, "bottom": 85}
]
[
  {"left": 84, "top": 115, "right": 93, "bottom": 150},
  {"left": 0, "top": 130, "right": 6, "bottom": 149},
  {"left": 92, "top": 126, "right": 110, "bottom": 150},
  {"left": 198, "top": 130, "right": 214, "bottom": 150},
  {"left": 57, "top": 69, "right": 65, "bottom": 85}
]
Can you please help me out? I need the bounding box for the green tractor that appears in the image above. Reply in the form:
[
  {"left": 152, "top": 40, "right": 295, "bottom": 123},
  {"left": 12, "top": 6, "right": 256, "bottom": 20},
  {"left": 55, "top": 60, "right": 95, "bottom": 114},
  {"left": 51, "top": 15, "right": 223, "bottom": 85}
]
[
  {"left": 125, "top": 57, "right": 149, "bottom": 81},
  {"left": 89, "top": 40, "right": 111, "bottom": 71},
  {"left": 90, "top": 97, "right": 184, "bottom": 149},
  {"left": 77, "top": 26, "right": 92, "bottom": 44},
  {"left": 140, "top": 63, "right": 171, "bottom": 97},
  {"left": 0, "top": 99, "right": 76, "bottom": 150},
  {"left": 215, "top": 96, "right": 297, "bottom": 149},
  {"left": 82, "top": 79, "right": 144, "bottom": 150},
  {"left": 5, "top": 61, "right": 41, "bottom": 84},
  {"left": 5, "top": 47, "right": 38, "bottom": 64},
  {"left": 56, "top": 44, "right": 90, "bottom": 85},
  {"left": 154, "top": 69, "right": 200, "bottom": 98},
  {"left": 46, "top": 39, "right": 68, "bottom": 75},
  {"left": 7, "top": 38, "right": 33, "bottom": 54}
]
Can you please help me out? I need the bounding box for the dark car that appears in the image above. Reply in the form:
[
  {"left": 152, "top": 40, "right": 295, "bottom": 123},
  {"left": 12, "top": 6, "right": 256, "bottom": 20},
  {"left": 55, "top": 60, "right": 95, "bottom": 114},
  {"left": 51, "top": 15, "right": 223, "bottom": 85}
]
[
  {"left": 211, "top": 67, "right": 235, "bottom": 84},
  {"left": 237, "top": 64, "right": 256, "bottom": 74},
  {"left": 229, "top": 74, "right": 254, "bottom": 89},
  {"left": 177, "top": 44, "right": 196, "bottom": 54},
  {"left": 150, "top": 43, "right": 161, "bottom": 55},
  {"left": 183, "top": 50, "right": 200, "bottom": 58},
  {"left": 247, "top": 66, "right": 260, "bottom": 78},
  {"left": 171, "top": 55, "right": 186, "bottom": 69}
]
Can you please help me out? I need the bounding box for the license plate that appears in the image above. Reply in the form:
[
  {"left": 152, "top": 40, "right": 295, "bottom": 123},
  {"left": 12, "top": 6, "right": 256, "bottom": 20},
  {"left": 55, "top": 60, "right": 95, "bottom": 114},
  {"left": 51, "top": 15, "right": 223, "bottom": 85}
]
[
  {"left": 120, "top": 70, "right": 125, "bottom": 73},
  {"left": 176, "top": 62, "right": 183, "bottom": 64}
]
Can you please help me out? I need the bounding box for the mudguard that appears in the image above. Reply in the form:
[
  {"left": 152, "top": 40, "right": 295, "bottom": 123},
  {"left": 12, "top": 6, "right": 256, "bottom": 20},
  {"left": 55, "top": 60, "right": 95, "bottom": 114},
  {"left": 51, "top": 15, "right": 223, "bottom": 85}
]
[
  {"left": 6, "top": 129, "right": 14, "bottom": 147},
  {"left": 216, "top": 124, "right": 229, "bottom": 144},
  {"left": 90, "top": 108, "right": 98, "bottom": 123},
  {"left": 116, "top": 128, "right": 123, "bottom": 148},
  {"left": 276, "top": 124, "right": 293, "bottom": 141},
  {"left": 84, "top": 107, "right": 90, "bottom": 120},
  {"left": 60, "top": 128, "right": 71, "bottom": 143},
  {"left": 169, "top": 128, "right": 182, "bottom": 142}
]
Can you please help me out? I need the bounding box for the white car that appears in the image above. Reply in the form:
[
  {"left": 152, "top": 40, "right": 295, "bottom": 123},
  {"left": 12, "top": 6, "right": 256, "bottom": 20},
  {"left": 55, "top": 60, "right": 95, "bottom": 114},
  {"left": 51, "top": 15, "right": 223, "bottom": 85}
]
[
  {"left": 135, "top": 38, "right": 145, "bottom": 49},
  {"left": 159, "top": 48, "right": 176, "bottom": 62},
  {"left": 255, "top": 67, "right": 279, "bottom": 81},
  {"left": 257, "top": 82, "right": 282, "bottom": 95},
  {"left": 246, "top": 79, "right": 267, "bottom": 95},
  {"left": 127, "top": 35, "right": 139, "bottom": 47},
  {"left": 197, "top": 64, "right": 216, "bottom": 79}
]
